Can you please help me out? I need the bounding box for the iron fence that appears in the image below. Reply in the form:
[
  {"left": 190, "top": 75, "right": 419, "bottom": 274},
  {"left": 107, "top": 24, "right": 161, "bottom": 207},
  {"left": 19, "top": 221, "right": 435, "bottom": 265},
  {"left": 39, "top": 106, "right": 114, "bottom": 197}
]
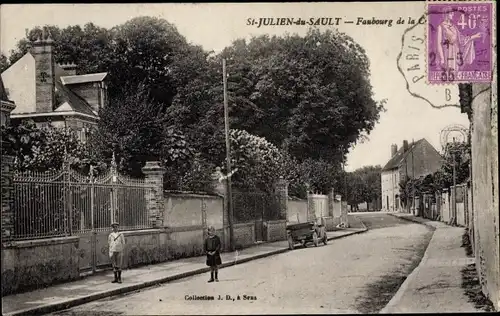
[
  {"left": 11, "top": 164, "right": 154, "bottom": 241},
  {"left": 232, "top": 191, "right": 282, "bottom": 223}
]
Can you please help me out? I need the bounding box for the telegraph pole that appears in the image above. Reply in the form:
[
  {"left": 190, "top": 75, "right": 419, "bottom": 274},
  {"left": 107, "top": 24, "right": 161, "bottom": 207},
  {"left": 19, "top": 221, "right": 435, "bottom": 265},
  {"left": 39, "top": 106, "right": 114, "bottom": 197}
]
[
  {"left": 223, "top": 58, "right": 235, "bottom": 251},
  {"left": 452, "top": 137, "right": 457, "bottom": 226},
  {"left": 411, "top": 139, "right": 415, "bottom": 215}
]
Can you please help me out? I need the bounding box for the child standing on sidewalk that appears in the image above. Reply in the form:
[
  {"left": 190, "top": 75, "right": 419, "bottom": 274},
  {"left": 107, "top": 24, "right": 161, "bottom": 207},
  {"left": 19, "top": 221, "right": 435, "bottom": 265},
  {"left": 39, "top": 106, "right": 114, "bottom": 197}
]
[
  {"left": 108, "top": 222, "right": 125, "bottom": 284},
  {"left": 204, "top": 226, "right": 222, "bottom": 282}
]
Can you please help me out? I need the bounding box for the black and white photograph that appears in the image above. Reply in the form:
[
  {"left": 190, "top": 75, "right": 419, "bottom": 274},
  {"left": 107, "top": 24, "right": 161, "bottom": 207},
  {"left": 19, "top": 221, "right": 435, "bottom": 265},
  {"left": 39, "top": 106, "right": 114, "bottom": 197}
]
[{"left": 0, "top": 1, "right": 498, "bottom": 315}]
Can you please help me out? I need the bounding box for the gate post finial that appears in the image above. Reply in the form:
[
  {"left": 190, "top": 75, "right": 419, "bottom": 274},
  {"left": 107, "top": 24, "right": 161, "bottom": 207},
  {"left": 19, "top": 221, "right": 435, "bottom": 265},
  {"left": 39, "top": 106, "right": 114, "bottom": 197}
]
[
  {"left": 62, "top": 146, "right": 70, "bottom": 172},
  {"left": 111, "top": 151, "right": 117, "bottom": 171}
]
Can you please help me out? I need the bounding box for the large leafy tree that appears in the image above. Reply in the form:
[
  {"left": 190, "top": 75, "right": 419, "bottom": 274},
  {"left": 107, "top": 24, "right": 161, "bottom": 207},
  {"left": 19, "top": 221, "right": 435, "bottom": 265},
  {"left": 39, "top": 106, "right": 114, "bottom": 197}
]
[
  {"left": 7, "top": 18, "right": 201, "bottom": 105},
  {"left": 94, "top": 83, "right": 196, "bottom": 178},
  {"left": 8, "top": 24, "right": 113, "bottom": 75},
  {"left": 225, "top": 129, "right": 286, "bottom": 193},
  {"left": 169, "top": 29, "right": 386, "bottom": 166}
]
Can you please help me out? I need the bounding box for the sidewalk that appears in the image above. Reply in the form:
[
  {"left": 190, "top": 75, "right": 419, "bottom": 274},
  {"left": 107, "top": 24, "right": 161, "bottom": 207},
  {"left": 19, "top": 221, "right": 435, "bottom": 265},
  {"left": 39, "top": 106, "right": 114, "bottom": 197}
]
[
  {"left": 381, "top": 213, "right": 482, "bottom": 313},
  {"left": 2, "top": 225, "right": 367, "bottom": 316}
]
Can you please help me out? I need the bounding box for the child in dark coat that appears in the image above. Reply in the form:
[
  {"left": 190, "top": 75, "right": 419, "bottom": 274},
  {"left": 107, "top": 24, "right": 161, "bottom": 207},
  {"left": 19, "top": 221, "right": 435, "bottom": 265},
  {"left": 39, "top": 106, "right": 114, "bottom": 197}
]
[{"left": 204, "top": 226, "right": 222, "bottom": 282}]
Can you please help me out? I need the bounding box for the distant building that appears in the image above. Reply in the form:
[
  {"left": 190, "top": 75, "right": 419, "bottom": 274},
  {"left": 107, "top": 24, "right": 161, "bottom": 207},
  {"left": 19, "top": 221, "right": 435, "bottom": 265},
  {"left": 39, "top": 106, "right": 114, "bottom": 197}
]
[
  {"left": 0, "top": 29, "right": 108, "bottom": 142},
  {"left": 381, "top": 139, "right": 443, "bottom": 212}
]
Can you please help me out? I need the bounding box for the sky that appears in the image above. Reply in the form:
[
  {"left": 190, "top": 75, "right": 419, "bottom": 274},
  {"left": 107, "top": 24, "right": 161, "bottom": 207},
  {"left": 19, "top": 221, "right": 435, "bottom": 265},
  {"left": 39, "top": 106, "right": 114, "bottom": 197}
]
[{"left": 0, "top": 2, "right": 470, "bottom": 171}]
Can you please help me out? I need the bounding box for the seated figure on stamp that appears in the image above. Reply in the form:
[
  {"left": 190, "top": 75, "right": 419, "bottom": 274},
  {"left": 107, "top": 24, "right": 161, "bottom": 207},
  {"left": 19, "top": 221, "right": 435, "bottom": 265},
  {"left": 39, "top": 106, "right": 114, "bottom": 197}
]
[{"left": 436, "top": 6, "right": 482, "bottom": 73}]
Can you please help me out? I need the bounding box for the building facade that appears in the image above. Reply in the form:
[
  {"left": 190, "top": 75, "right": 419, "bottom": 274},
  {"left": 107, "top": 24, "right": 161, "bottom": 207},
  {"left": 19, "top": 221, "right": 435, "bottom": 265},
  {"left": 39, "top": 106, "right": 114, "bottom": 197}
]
[
  {"left": 381, "top": 139, "right": 443, "bottom": 212},
  {"left": 0, "top": 29, "right": 108, "bottom": 141}
]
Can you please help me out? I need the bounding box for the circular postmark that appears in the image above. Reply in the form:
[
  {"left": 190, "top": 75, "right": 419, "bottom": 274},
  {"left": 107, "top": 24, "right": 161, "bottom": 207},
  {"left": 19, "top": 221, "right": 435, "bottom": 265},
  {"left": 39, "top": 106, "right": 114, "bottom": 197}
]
[{"left": 440, "top": 124, "right": 469, "bottom": 151}]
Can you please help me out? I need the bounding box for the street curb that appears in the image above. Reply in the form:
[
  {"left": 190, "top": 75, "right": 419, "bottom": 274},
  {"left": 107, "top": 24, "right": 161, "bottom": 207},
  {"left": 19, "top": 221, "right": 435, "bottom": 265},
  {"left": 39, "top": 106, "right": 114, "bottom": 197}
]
[
  {"left": 379, "top": 214, "right": 437, "bottom": 314},
  {"left": 4, "top": 229, "right": 367, "bottom": 316},
  {"left": 386, "top": 213, "right": 437, "bottom": 230}
]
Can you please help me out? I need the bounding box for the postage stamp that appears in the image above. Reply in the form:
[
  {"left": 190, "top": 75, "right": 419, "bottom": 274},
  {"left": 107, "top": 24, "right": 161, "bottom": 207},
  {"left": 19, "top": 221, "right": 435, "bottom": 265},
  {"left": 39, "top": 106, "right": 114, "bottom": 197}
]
[{"left": 427, "top": 1, "right": 493, "bottom": 84}]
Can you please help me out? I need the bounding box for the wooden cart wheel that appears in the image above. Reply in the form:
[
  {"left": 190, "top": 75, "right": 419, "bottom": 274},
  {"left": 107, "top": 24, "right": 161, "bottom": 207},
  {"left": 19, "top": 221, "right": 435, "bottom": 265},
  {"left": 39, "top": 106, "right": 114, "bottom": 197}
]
[
  {"left": 313, "top": 232, "right": 319, "bottom": 247},
  {"left": 288, "top": 235, "right": 295, "bottom": 250}
]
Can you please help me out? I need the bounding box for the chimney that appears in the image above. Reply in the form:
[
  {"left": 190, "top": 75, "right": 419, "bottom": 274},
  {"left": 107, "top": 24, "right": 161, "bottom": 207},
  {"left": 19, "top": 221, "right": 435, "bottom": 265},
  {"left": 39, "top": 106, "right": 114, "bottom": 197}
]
[
  {"left": 31, "top": 28, "right": 55, "bottom": 113},
  {"left": 403, "top": 140, "right": 409, "bottom": 153},
  {"left": 59, "top": 62, "right": 77, "bottom": 76},
  {"left": 391, "top": 144, "right": 398, "bottom": 157}
]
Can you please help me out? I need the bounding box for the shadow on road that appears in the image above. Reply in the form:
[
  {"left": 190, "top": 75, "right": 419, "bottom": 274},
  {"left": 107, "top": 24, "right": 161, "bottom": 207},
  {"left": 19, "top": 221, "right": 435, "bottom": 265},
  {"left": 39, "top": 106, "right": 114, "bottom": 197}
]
[
  {"left": 353, "top": 228, "right": 434, "bottom": 313},
  {"left": 460, "top": 230, "right": 495, "bottom": 312},
  {"left": 52, "top": 311, "right": 124, "bottom": 316},
  {"left": 355, "top": 213, "right": 414, "bottom": 231}
]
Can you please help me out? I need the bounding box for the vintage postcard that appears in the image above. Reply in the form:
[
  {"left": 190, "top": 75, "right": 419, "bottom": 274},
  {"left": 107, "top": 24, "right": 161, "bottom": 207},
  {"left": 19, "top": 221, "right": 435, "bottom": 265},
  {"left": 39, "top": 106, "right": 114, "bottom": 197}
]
[{"left": 1, "top": 1, "right": 498, "bottom": 315}]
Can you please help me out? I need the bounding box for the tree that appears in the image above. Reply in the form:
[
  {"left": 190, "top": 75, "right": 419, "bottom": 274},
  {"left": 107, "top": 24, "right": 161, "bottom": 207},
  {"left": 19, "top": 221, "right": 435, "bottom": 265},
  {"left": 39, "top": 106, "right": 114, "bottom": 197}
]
[
  {"left": 345, "top": 165, "right": 382, "bottom": 210},
  {"left": 8, "top": 19, "right": 204, "bottom": 106},
  {"left": 296, "top": 158, "right": 342, "bottom": 195},
  {"left": 94, "top": 83, "right": 196, "bottom": 178},
  {"left": 0, "top": 53, "right": 10, "bottom": 73},
  {"left": 8, "top": 24, "right": 113, "bottom": 74},
  {"left": 224, "top": 129, "right": 286, "bottom": 193},
  {"left": 1, "top": 120, "right": 102, "bottom": 174},
  {"left": 439, "top": 142, "right": 470, "bottom": 188},
  {"left": 346, "top": 172, "right": 365, "bottom": 209},
  {"left": 170, "top": 29, "right": 386, "bottom": 166}
]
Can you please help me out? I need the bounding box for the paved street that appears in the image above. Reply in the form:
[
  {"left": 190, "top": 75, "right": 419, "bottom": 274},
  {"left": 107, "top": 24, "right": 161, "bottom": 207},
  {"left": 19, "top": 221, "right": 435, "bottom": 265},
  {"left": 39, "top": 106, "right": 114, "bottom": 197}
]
[{"left": 50, "top": 213, "right": 434, "bottom": 315}]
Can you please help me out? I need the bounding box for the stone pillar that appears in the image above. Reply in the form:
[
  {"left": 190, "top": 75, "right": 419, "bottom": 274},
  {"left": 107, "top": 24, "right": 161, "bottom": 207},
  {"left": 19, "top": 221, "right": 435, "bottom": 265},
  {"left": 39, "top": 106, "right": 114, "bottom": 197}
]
[
  {"left": 340, "top": 200, "right": 349, "bottom": 227},
  {"left": 275, "top": 177, "right": 288, "bottom": 220},
  {"left": 2, "top": 144, "right": 15, "bottom": 240},
  {"left": 327, "top": 189, "right": 335, "bottom": 217},
  {"left": 306, "top": 193, "right": 315, "bottom": 222},
  {"left": 2, "top": 85, "right": 16, "bottom": 240},
  {"left": 142, "top": 161, "right": 165, "bottom": 228}
]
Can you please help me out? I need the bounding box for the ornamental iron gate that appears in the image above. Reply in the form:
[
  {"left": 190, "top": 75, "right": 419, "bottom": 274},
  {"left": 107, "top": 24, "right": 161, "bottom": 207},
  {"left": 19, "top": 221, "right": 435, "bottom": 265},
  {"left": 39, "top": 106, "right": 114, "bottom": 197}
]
[{"left": 12, "top": 163, "right": 155, "bottom": 274}]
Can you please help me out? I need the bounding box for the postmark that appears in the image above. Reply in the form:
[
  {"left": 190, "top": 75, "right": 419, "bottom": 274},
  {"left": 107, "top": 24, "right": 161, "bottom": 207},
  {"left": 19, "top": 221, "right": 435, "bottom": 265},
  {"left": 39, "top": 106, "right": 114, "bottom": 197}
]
[
  {"left": 426, "top": 1, "right": 493, "bottom": 84},
  {"left": 398, "top": 12, "right": 461, "bottom": 108}
]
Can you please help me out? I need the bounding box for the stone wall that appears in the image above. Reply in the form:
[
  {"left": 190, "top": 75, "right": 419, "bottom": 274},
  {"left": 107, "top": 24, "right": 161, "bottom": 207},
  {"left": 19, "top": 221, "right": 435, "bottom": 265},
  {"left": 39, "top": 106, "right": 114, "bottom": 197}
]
[
  {"left": 233, "top": 222, "right": 255, "bottom": 249},
  {"left": 309, "top": 194, "right": 328, "bottom": 220},
  {"left": 1, "top": 236, "right": 80, "bottom": 295},
  {"left": 287, "top": 199, "right": 308, "bottom": 224},
  {"left": 471, "top": 80, "right": 500, "bottom": 310},
  {"left": 323, "top": 216, "right": 337, "bottom": 231},
  {"left": 164, "top": 228, "right": 205, "bottom": 261},
  {"left": 265, "top": 220, "right": 287, "bottom": 242}
]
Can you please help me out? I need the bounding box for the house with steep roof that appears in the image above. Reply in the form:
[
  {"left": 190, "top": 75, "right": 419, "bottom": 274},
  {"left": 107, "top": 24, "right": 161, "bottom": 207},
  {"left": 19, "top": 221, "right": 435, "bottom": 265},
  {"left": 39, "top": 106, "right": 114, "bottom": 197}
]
[
  {"left": 381, "top": 138, "right": 443, "bottom": 212},
  {"left": 0, "top": 29, "right": 108, "bottom": 142}
]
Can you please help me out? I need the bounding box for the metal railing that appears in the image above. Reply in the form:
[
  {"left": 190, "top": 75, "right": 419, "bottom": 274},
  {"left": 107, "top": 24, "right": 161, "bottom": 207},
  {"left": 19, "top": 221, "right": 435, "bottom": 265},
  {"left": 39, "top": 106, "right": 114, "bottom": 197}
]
[
  {"left": 11, "top": 164, "right": 154, "bottom": 241},
  {"left": 232, "top": 191, "right": 282, "bottom": 223}
]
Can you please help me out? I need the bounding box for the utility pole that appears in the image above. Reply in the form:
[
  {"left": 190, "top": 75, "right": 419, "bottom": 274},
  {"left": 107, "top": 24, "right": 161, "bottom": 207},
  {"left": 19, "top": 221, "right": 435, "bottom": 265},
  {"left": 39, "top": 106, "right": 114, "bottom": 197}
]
[
  {"left": 452, "top": 137, "right": 457, "bottom": 226},
  {"left": 411, "top": 139, "right": 415, "bottom": 215},
  {"left": 223, "top": 58, "right": 235, "bottom": 251}
]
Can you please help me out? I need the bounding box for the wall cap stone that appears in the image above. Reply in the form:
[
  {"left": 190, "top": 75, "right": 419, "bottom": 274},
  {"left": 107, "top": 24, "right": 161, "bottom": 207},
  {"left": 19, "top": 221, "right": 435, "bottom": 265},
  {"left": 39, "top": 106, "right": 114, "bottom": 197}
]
[
  {"left": 233, "top": 222, "right": 255, "bottom": 228},
  {"left": 164, "top": 192, "right": 222, "bottom": 199},
  {"left": 266, "top": 219, "right": 287, "bottom": 224},
  {"left": 2, "top": 235, "right": 79, "bottom": 249},
  {"left": 121, "top": 229, "right": 165, "bottom": 237},
  {"left": 309, "top": 194, "right": 329, "bottom": 198}
]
